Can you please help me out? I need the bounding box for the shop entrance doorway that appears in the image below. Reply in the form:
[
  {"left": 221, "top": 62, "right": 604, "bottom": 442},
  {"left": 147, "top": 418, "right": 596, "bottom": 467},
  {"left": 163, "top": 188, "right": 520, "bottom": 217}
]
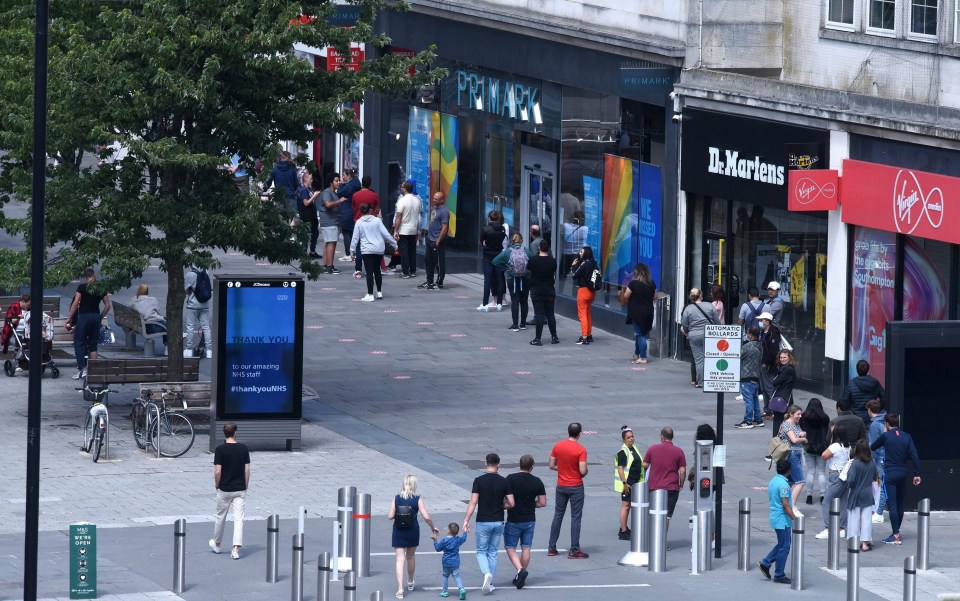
[
  {"left": 520, "top": 146, "right": 557, "bottom": 256},
  {"left": 703, "top": 234, "right": 733, "bottom": 323}
]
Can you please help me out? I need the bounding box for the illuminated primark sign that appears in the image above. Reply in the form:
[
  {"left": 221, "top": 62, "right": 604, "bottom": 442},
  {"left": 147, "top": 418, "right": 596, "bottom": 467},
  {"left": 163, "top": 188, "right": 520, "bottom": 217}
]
[{"left": 456, "top": 68, "right": 541, "bottom": 123}]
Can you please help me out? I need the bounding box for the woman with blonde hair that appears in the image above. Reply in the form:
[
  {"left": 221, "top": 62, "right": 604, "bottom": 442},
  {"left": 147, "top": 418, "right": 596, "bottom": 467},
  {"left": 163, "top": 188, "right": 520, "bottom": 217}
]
[
  {"left": 129, "top": 283, "right": 168, "bottom": 355},
  {"left": 389, "top": 475, "right": 440, "bottom": 599},
  {"left": 680, "top": 287, "right": 717, "bottom": 387}
]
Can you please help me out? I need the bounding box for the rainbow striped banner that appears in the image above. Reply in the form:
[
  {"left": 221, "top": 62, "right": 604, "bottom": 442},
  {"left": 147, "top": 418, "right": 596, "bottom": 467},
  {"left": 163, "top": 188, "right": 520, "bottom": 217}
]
[{"left": 601, "top": 155, "right": 639, "bottom": 285}]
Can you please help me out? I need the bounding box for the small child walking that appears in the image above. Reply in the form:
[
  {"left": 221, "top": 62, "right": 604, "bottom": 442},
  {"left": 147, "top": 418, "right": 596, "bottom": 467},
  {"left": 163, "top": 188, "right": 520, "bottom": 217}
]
[{"left": 432, "top": 522, "right": 468, "bottom": 599}]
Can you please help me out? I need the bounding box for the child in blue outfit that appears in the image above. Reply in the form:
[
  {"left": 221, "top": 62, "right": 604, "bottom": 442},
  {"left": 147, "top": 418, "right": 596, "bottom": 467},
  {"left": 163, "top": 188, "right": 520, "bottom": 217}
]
[{"left": 432, "top": 522, "right": 468, "bottom": 599}]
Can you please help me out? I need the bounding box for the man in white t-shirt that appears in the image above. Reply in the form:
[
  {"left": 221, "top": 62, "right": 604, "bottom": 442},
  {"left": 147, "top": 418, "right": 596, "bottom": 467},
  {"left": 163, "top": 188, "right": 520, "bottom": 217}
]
[{"left": 393, "top": 180, "right": 422, "bottom": 279}]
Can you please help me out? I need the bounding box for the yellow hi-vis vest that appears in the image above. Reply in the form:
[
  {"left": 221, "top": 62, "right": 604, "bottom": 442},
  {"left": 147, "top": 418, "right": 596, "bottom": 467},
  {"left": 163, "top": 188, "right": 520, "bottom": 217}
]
[{"left": 614, "top": 443, "right": 644, "bottom": 492}]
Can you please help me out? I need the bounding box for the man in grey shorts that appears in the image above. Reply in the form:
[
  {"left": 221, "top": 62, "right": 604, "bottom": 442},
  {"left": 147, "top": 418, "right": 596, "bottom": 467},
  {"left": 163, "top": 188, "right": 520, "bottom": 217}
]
[{"left": 319, "top": 172, "right": 347, "bottom": 274}]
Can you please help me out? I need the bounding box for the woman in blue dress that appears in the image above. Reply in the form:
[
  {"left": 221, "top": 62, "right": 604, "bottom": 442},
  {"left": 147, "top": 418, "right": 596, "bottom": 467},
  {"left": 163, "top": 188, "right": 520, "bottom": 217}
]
[{"left": 389, "top": 475, "right": 440, "bottom": 599}]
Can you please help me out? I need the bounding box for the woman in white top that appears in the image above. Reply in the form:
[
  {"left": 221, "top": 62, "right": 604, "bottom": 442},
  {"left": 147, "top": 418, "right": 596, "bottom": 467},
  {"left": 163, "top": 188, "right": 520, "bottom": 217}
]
[
  {"left": 815, "top": 429, "right": 853, "bottom": 539},
  {"left": 353, "top": 203, "right": 397, "bottom": 302}
]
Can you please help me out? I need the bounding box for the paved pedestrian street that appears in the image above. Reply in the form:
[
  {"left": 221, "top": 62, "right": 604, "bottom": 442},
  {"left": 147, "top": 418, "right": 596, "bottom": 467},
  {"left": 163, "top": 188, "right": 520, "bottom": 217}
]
[{"left": 2, "top": 245, "right": 959, "bottom": 600}]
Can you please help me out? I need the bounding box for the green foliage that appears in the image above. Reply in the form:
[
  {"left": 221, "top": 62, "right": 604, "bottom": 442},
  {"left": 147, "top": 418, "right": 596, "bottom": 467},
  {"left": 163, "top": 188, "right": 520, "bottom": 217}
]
[{"left": 0, "top": 0, "right": 442, "bottom": 375}]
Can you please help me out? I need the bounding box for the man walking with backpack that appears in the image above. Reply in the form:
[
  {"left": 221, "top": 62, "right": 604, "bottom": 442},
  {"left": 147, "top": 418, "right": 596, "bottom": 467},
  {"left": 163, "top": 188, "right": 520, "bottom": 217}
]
[
  {"left": 185, "top": 267, "right": 213, "bottom": 358},
  {"left": 738, "top": 287, "right": 764, "bottom": 340},
  {"left": 493, "top": 233, "right": 532, "bottom": 331}
]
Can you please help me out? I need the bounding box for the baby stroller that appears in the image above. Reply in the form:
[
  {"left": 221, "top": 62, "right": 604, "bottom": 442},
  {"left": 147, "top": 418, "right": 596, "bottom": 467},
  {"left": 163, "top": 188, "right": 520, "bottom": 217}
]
[{"left": 3, "top": 311, "right": 59, "bottom": 378}]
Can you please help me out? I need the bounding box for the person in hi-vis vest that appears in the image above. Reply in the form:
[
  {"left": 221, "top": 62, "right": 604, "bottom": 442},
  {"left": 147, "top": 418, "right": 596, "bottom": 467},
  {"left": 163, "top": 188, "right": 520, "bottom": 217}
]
[{"left": 615, "top": 426, "right": 645, "bottom": 540}]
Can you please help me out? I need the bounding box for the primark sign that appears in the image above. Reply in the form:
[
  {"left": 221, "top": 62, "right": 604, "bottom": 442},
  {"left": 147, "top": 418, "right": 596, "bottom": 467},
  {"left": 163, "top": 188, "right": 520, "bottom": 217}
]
[
  {"left": 454, "top": 68, "right": 541, "bottom": 123},
  {"left": 681, "top": 107, "right": 829, "bottom": 208}
]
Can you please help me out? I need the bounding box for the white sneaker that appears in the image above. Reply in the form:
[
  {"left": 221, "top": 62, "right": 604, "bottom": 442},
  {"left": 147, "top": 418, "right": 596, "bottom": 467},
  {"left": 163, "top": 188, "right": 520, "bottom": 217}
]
[
  {"left": 495, "top": 304, "right": 503, "bottom": 312},
  {"left": 481, "top": 573, "right": 493, "bottom": 593},
  {"left": 375, "top": 291, "right": 383, "bottom": 299},
  {"left": 815, "top": 528, "right": 830, "bottom": 539},
  {"left": 72, "top": 370, "right": 83, "bottom": 380},
  {"left": 361, "top": 294, "right": 375, "bottom": 302},
  {"left": 205, "top": 350, "right": 212, "bottom": 359},
  {"left": 209, "top": 539, "right": 221, "bottom": 554},
  {"left": 735, "top": 395, "right": 744, "bottom": 401},
  {"left": 839, "top": 529, "right": 846, "bottom": 538},
  {"left": 230, "top": 548, "right": 240, "bottom": 560},
  {"left": 476, "top": 305, "right": 488, "bottom": 312},
  {"left": 872, "top": 513, "right": 885, "bottom": 524},
  {"left": 337, "top": 256, "right": 353, "bottom": 262}
]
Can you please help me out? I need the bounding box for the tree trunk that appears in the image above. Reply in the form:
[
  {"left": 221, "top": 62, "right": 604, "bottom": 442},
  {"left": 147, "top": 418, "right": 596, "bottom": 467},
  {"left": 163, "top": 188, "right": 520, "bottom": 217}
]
[{"left": 165, "top": 257, "right": 185, "bottom": 381}]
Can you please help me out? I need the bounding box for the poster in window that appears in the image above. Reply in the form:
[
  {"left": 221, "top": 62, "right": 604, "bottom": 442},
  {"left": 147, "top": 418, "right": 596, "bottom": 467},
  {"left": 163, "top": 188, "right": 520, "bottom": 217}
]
[
  {"left": 755, "top": 245, "right": 793, "bottom": 304},
  {"left": 815, "top": 253, "right": 827, "bottom": 330},
  {"left": 601, "top": 155, "right": 639, "bottom": 286},
  {"left": 789, "top": 252, "right": 807, "bottom": 311},
  {"left": 849, "top": 227, "right": 896, "bottom": 384},
  {"left": 903, "top": 238, "right": 947, "bottom": 321},
  {"left": 581, "top": 176, "right": 602, "bottom": 255}
]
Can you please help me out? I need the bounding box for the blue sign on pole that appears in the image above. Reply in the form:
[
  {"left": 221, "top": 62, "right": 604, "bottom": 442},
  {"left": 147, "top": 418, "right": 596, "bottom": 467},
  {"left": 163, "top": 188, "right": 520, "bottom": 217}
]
[
  {"left": 582, "top": 176, "right": 602, "bottom": 255},
  {"left": 636, "top": 163, "right": 663, "bottom": 289}
]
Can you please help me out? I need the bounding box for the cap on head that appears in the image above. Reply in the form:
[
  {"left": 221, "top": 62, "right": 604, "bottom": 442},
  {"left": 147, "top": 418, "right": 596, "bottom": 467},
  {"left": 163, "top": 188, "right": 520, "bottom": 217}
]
[
  {"left": 767, "top": 281, "right": 781, "bottom": 291},
  {"left": 758, "top": 311, "right": 774, "bottom": 321}
]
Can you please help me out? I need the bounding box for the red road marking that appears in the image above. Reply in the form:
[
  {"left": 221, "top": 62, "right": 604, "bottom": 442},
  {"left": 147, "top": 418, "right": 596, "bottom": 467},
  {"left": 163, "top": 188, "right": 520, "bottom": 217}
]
[
  {"left": 383, "top": 310, "right": 400, "bottom": 313},
  {"left": 393, "top": 376, "right": 411, "bottom": 380},
  {"left": 321, "top": 287, "right": 337, "bottom": 291},
  {"left": 454, "top": 295, "right": 469, "bottom": 299}
]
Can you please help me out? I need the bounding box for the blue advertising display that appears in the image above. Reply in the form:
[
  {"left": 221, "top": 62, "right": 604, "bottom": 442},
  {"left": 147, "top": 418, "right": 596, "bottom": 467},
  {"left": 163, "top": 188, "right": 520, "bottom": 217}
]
[
  {"left": 636, "top": 163, "right": 663, "bottom": 289},
  {"left": 582, "top": 176, "right": 602, "bottom": 256},
  {"left": 407, "top": 106, "right": 433, "bottom": 226},
  {"left": 216, "top": 278, "right": 303, "bottom": 420}
]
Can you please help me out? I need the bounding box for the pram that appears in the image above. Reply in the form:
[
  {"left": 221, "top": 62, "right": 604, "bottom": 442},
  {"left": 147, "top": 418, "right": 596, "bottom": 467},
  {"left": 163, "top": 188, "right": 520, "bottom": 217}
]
[{"left": 3, "top": 311, "right": 60, "bottom": 378}]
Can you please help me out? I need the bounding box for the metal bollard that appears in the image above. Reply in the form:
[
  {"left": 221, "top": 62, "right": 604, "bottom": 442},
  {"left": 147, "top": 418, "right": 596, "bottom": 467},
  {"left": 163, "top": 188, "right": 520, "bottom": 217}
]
[
  {"left": 267, "top": 514, "right": 279, "bottom": 583},
  {"left": 352, "top": 492, "right": 372, "bottom": 577},
  {"left": 370, "top": 593, "right": 382, "bottom": 601},
  {"left": 291, "top": 533, "right": 304, "bottom": 601},
  {"left": 697, "top": 508, "right": 713, "bottom": 572},
  {"left": 791, "top": 514, "right": 805, "bottom": 591},
  {"left": 343, "top": 569, "right": 357, "bottom": 601},
  {"left": 331, "top": 521, "right": 341, "bottom": 582},
  {"left": 618, "top": 482, "right": 648, "bottom": 566},
  {"left": 318, "top": 552, "right": 331, "bottom": 601},
  {"left": 737, "top": 497, "right": 751, "bottom": 571},
  {"left": 173, "top": 519, "right": 186, "bottom": 594},
  {"left": 828, "top": 497, "right": 841, "bottom": 570},
  {"left": 648, "top": 489, "right": 668, "bottom": 573},
  {"left": 337, "top": 486, "right": 357, "bottom": 571},
  {"left": 903, "top": 556, "right": 916, "bottom": 601},
  {"left": 917, "top": 498, "right": 930, "bottom": 570},
  {"left": 846, "top": 535, "right": 860, "bottom": 601}
]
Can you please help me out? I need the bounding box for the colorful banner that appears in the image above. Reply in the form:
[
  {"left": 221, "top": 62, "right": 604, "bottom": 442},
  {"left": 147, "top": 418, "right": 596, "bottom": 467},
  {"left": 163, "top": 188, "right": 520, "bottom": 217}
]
[
  {"left": 903, "top": 237, "right": 948, "bottom": 322},
  {"left": 439, "top": 113, "right": 459, "bottom": 237},
  {"left": 849, "top": 227, "right": 896, "bottom": 385},
  {"left": 790, "top": 253, "right": 807, "bottom": 311},
  {"left": 637, "top": 162, "right": 663, "bottom": 289},
  {"left": 582, "top": 176, "right": 602, "bottom": 256},
  {"left": 841, "top": 159, "right": 957, "bottom": 245},
  {"left": 601, "top": 155, "right": 639, "bottom": 285}
]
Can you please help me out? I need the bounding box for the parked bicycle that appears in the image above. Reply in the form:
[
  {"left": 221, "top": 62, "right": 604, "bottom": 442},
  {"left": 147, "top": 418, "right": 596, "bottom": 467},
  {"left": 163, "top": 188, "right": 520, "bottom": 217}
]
[
  {"left": 78, "top": 383, "right": 114, "bottom": 463},
  {"left": 131, "top": 387, "right": 195, "bottom": 457}
]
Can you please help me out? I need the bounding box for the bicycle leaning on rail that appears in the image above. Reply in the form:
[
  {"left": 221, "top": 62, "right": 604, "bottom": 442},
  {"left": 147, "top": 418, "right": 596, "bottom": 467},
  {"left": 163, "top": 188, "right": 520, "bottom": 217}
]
[
  {"left": 130, "top": 387, "right": 195, "bottom": 457},
  {"left": 78, "top": 383, "right": 114, "bottom": 463}
]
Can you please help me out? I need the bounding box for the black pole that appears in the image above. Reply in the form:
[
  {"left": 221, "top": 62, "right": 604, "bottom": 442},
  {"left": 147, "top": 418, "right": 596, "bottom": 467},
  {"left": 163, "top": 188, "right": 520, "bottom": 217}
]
[
  {"left": 24, "top": 0, "right": 49, "bottom": 597},
  {"left": 715, "top": 391, "right": 723, "bottom": 558}
]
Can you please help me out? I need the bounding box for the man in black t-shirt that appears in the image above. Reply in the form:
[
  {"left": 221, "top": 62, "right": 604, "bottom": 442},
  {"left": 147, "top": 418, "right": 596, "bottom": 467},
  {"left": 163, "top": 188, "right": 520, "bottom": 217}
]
[
  {"left": 210, "top": 422, "right": 250, "bottom": 560},
  {"left": 504, "top": 455, "right": 547, "bottom": 589},
  {"left": 463, "top": 453, "right": 515, "bottom": 594}
]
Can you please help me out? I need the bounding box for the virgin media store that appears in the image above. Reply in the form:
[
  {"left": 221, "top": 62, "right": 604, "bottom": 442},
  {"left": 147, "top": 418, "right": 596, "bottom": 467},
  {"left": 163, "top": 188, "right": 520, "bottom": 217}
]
[{"left": 833, "top": 137, "right": 960, "bottom": 508}]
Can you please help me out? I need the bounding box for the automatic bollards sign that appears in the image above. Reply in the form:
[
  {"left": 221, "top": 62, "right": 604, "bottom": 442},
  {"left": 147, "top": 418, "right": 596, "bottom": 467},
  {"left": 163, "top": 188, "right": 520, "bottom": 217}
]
[
  {"left": 703, "top": 325, "right": 742, "bottom": 393},
  {"left": 69, "top": 522, "right": 96, "bottom": 599}
]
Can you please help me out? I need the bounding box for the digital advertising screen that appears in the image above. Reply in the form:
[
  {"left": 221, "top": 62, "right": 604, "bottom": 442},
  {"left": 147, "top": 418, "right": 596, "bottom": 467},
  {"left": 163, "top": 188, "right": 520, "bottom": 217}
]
[{"left": 215, "top": 277, "right": 303, "bottom": 420}]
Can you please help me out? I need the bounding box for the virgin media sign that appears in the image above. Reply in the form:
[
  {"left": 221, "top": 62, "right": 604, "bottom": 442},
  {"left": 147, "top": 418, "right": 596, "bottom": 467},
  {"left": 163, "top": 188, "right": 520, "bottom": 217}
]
[
  {"left": 787, "top": 169, "right": 838, "bottom": 211},
  {"left": 841, "top": 159, "right": 957, "bottom": 245}
]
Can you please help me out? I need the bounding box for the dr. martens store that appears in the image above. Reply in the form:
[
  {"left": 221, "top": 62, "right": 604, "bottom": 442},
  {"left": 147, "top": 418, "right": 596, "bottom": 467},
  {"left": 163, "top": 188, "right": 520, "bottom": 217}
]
[{"left": 680, "top": 108, "right": 833, "bottom": 393}]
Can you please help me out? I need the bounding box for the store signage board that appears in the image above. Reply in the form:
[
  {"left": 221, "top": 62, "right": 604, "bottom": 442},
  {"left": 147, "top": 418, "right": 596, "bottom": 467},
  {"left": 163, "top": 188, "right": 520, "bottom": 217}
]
[
  {"left": 788, "top": 169, "right": 839, "bottom": 211},
  {"left": 69, "top": 523, "right": 96, "bottom": 599},
  {"left": 704, "top": 325, "right": 742, "bottom": 393},
  {"left": 841, "top": 159, "right": 959, "bottom": 245}
]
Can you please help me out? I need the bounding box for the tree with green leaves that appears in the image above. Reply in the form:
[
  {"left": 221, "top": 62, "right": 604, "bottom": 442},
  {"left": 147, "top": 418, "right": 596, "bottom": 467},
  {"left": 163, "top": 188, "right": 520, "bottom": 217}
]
[{"left": 0, "top": 0, "right": 440, "bottom": 377}]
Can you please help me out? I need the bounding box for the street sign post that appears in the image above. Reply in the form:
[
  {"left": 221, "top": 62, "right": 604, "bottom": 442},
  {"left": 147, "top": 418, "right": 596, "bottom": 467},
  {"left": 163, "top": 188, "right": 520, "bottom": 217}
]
[
  {"left": 703, "top": 324, "right": 742, "bottom": 558},
  {"left": 69, "top": 523, "right": 96, "bottom": 599}
]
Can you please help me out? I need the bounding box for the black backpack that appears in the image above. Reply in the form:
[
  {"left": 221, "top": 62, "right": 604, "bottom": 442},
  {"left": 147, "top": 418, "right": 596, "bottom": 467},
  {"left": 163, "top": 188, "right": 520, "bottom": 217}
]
[
  {"left": 589, "top": 261, "right": 603, "bottom": 292},
  {"left": 193, "top": 269, "right": 212, "bottom": 303},
  {"left": 395, "top": 503, "right": 416, "bottom": 528}
]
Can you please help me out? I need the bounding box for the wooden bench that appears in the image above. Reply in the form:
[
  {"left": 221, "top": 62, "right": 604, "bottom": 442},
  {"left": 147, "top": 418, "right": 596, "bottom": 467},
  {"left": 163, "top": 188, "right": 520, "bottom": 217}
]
[
  {"left": 112, "top": 301, "right": 166, "bottom": 357},
  {"left": 0, "top": 295, "right": 61, "bottom": 318},
  {"left": 85, "top": 357, "right": 200, "bottom": 385},
  {"left": 138, "top": 381, "right": 211, "bottom": 414}
]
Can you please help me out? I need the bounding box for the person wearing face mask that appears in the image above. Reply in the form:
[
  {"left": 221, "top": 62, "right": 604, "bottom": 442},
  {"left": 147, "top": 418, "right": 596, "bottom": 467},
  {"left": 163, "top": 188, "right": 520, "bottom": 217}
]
[{"left": 757, "top": 311, "right": 783, "bottom": 418}]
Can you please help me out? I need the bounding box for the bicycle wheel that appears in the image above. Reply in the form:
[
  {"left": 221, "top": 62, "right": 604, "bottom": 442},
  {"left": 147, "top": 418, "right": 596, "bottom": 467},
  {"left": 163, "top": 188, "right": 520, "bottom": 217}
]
[
  {"left": 82, "top": 413, "right": 93, "bottom": 453},
  {"left": 92, "top": 418, "right": 106, "bottom": 463},
  {"left": 131, "top": 403, "right": 147, "bottom": 449},
  {"left": 150, "top": 412, "right": 194, "bottom": 457}
]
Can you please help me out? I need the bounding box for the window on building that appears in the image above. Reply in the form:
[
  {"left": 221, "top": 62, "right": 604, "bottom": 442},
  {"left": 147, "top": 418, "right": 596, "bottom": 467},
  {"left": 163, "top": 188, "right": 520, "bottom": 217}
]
[
  {"left": 869, "top": 0, "right": 896, "bottom": 31},
  {"left": 910, "top": 0, "right": 938, "bottom": 36},
  {"left": 827, "top": 0, "right": 855, "bottom": 25}
]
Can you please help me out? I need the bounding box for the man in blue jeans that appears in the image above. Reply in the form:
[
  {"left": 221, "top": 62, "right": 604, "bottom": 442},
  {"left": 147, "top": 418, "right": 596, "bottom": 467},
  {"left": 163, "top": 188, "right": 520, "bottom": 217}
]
[
  {"left": 736, "top": 326, "right": 764, "bottom": 428},
  {"left": 758, "top": 458, "right": 796, "bottom": 584},
  {"left": 463, "top": 453, "right": 514, "bottom": 594},
  {"left": 547, "top": 422, "right": 589, "bottom": 558},
  {"left": 504, "top": 455, "right": 547, "bottom": 589}
]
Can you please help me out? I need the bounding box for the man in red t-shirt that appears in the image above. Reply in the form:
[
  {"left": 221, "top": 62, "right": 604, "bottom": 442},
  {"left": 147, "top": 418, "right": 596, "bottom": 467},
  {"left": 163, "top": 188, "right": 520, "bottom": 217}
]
[
  {"left": 547, "top": 422, "right": 589, "bottom": 558},
  {"left": 642, "top": 426, "right": 687, "bottom": 535},
  {"left": 352, "top": 176, "right": 381, "bottom": 221}
]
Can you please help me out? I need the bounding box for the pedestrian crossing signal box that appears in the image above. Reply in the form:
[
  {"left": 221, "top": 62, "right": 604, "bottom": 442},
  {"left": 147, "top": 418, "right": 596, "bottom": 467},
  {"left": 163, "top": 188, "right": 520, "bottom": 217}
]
[{"left": 694, "top": 440, "right": 714, "bottom": 512}]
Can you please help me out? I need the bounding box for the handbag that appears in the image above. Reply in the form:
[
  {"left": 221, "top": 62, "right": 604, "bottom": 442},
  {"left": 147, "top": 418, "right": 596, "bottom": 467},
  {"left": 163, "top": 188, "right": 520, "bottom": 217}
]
[
  {"left": 839, "top": 459, "right": 854, "bottom": 482},
  {"left": 768, "top": 436, "right": 791, "bottom": 464},
  {"left": 769, "top": 395, "right": 790, "bottom": 413}
]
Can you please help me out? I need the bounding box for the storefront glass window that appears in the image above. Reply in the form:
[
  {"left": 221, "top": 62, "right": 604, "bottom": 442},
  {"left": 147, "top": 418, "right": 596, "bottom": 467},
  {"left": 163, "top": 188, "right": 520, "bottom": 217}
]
[
  {"left": 849, "top": 227, "right": 896, "bottom": 385},
  {"left": 904, "top": 236, "right": 951, "bottom": 321}
]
